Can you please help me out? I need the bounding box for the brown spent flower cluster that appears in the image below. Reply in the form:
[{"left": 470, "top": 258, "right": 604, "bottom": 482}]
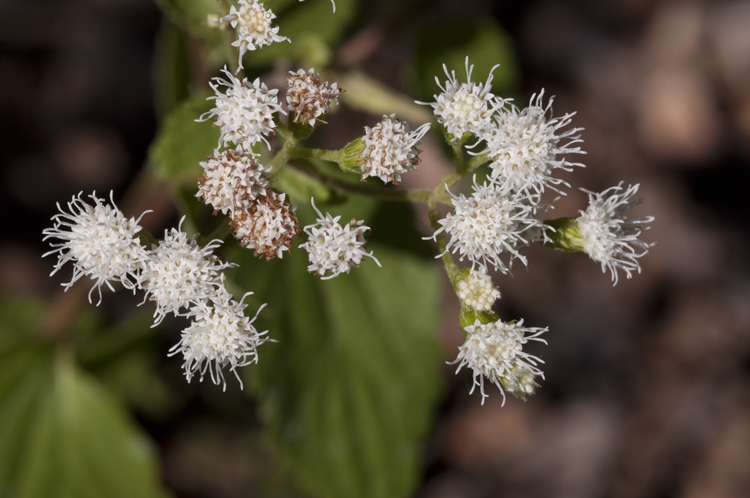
[
  {"left": 286, "top": 68, "right": 342, "bottom": 126},
  {"left": 197, "top": 151, "right": 299, "bottom": 260}
]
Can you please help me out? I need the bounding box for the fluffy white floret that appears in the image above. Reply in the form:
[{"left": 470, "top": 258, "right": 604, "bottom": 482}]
[
  {"left": 42, "top": 191, "right": 149, "bottom": 304},
  {"left": 577, "top": 182, "right": 654, "bottom": 285},
  {"left": 360, "top": 114, "right": 430, "bottom": 184},
  {"left": 198, "top": 67, "right": 284, "bottom": 153},
  {"left": 451, "top": 319, "right": 547, "bottom": 405},
  {"left": 480, "top": 91, "right": 585, "bottom": 200},
  {"left": 169, "top": 286, "right": 270, "bottom": 390},
  {"left": 431, "top": 180, "right": 542, "bottom": 273},
  {"left": 456, "top": 269, "right": 500, "bottom": 311},
  {"left": 219, "top": 0, "right": 289, "bottom": 70},
  {"left": 141, "top": 218, "right": 235, "bottom": 324},
  {"left": 300, "top": 198, "right": 381, "bottom": 279},
  {"left": 417, "top": 56, "right": 505, "bottom": 140}
]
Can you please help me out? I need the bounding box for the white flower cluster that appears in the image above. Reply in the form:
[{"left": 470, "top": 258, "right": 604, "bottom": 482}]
[
  {"left": 418, "top": 57, "right": 504, "bottom": 140},
  {"left": 286, "top": 68, "right": 342, "bottom": 127},
  {"left": 456, "top": 269, "right": 500, "bottom": 312},
  {"left": 300, "top": 198, "right": 380, "bottom": 279},
  {"left": 451, "top": 319, "right": 547, "bottom": 405},
  {"left": 199, "top": 68, "right": 284, "bottom": 153},
  {"left": 219, "top": 0, "right": 289, "bottom": 70},
  {"left": 433, "top": 179, "right": 542, "bottom": 273},
  {"left": 360, "top": 114, "right": 431, "bottom": 184},
  {"left": 44, "top": 193, "right": 270, "bottom": 390},
  {"left": 231, "top": 191, "right": 300, "bottom": 260},
  {"left": 42, "top": 192, "right": 149, "bottom": 304},
  {"left": 577, "top": 182, "right": 655, "bottom": 284}
]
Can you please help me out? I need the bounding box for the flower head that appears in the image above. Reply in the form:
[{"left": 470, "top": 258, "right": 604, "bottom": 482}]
[
  {"left": 360, "top": 114, "right": 430, "bottom": 184},
  {"left": 452, "top": 319, "right": 547, "bottom": 405},
  {"left": 169, "top": 286, "right": 270, "bottom": 390},
  {"left": 456, "top": 269, "right": 500, "bottom": 311},
  {"left": 481, "top": 91, "right": 584, "bottom": 199},
  {"left": 198, "top": 68, "right": 284, "bottom": 152},
  {"left": 231, "top": 191, "right": 300, "bottom": 260},
  {"left": 431, "top": 180, "right": 542, "bottom": 273},
  {"left": 418, "top": 57, "right": 504, "bottom": 141},
  {"left": 286, "top": 68, "right": 342, "bottom": 126},
  {"left": 577, "top": 182, "right": 654, "bottom": 284},
  {"left": 141, "top": 219, "right": 235, "bottom": 324},
  {"left": 42, "top": 192, "right": 149, "bottom": 304},
  {"left": 196, "top": 150, "right": 272, "bottom": 216},
  {"left": 300, "top": 198, "right": 381, "bottom": 279},
  {"left": 219, "top": 0, "right": 289, "bottom": 70}
]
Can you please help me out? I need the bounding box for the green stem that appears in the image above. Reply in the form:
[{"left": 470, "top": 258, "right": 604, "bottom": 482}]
[
  {"left": 427, "top": 198, "right": 460, "bottom": 282},
  {"left": 466, "top": 150, "right": 491, "bottom": 171}
]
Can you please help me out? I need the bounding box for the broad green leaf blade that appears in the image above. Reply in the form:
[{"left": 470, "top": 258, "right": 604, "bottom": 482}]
[
  {"left": 0, "top": 300, "right": 169, "bottom": 498},
  {"left": 153, "top": 0, "right": 227, "bottom": 62},
  {"left": 249, "top": 243, "right": 442, "bottom": 498},
  {"left": 149, "top": 93, "right": 220, "bottom": 184}
]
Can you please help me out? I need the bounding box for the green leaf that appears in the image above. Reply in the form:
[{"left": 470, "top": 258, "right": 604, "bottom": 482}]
[
  {"left": 0, "top": 299, "right": 169, "bottom": 498},
  {"left": 240, "top": 238, "right": 442, "bottom": 498},
  {"left": 149, "top": 93, "right": 220, "bottom": 184},
  {"left": 153, "top": 18, "right": 192, "bottom": 119},
  {"left": 408, "top": 18, "right": 520, "bottom": 102}
]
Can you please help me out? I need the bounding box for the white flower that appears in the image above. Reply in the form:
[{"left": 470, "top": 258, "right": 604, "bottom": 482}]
[
  {"left": 360, "top": 114, "right": 430, "bottom": 184},
  {"left": 577, "top": 182, "right": 654, "bottom": 285},
  {"left": 219, "top": 0, "right": 289, "bottom": 70},
  {"left": 300, "top": 198, "right": 381, "bottom": 279},
  {"left": 198, "top": 67, "right": 284, "bottom": 153},
  {"left": 231, "top": 191, "right": 299, "bottom": 260},
  {"left": 42, "top": 192, "right": 149, "bottom": 304},
  {"left": 417, "top": 57, "right": 505, "bottom": 140},
  {"left": 451, "top": 319, "right": 547, "bottom": 405},
  {"left": 456, "top": 269, "right": 500, "bottom": 311},
  {"left": 169, "top": 286, "right": 270, "bottom": 391},
  {"left": 141, "top": 218, "right": 235, "bottom": 324},
  {"left": 196, "top": 150, "right": 272, "bottom": 216},
  {"left": 431, "top": 179, "right": 542, "bottom": 273},
  {"left": 298, "top": 0, "right": 336, "bottom": 13},
  {"left": 481, "top": 90, "right": 584, "bottom": 200},
  {"left": 286, "top": 68, "right": 342, "bottom": 126}
]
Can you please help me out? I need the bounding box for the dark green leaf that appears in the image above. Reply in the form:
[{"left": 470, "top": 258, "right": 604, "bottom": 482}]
[
  {"left": 154, "top": 0, "right": 227, "bottom": 62},
  {"left": 0, "top": 300, "right": 169, "bottom": 498},
  {"left": 238, "top": 238, "right": 442, "bottom": 498},
  {"left": 149, "top": 93, "right": 220, "bottom": 184}
]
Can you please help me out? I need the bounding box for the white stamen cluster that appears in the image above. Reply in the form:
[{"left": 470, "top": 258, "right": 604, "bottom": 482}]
[
  {"left": 197, "top": 150, "right": 272, "bottom": 216},
  {"left": 577, "top": 183, "right": 655, "bottom": 285},
  {"left": 42, "top": 192, "right": 149, "bottom": 303},
  {"left": 360, "top": 114, "right": 431, "bottom": 184},
  {"left": 231, "top": 191, "right": 300, "bottom": 260},
  {"left": 432, "top": 180, "right": 542, "bottom": 273},
  {"left": 169, "top": 286, "right": 270, "bottom": 391},
  {"left": 219, "top": 0, "right": 289, "bottom": 70},
  {"left": 451, "top": 319, "right": 547, "bottom": 405},
  {"left": 199, "top": 68, "right": 284, "bottom": 153},
  {"left": 286, "top": 68, "right": 342, "bottom": 126},
  {"left": 141, "top": 219, "right": 236, "bottom": 324},
  {"left": 300, "top": 198, "right": 381, "bottom": 279},
  {"left": 480, "top": 91, "right": 585, "bottom": 199},
  {"left": 456, "top": 269, "right": 501, "bottom": 311},
  {"left": 418, "top": 57, "right": 504, "bottom": 140}
]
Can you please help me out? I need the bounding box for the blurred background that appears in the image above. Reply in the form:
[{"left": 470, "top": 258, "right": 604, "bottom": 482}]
[{"left": 2, "top": 0, "right": 750, "bottom": 497}]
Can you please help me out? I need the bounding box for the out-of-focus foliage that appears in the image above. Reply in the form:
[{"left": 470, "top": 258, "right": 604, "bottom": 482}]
[{"left": 0, "top": 301, "right": 169, "bottom": 498}]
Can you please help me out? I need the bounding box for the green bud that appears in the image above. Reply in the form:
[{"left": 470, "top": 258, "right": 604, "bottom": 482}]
[
  {"left": 335, "top": 137, "right": 366, "bottom": 175},
  {"left": 543, "top": 217, "right": 585, "bottom": 253},
  {"left": 459, "top": 308, "right": 499, "bottom": 330},
  {"left": 288, "top": 111, "right": 319, "bottom": 140}
]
